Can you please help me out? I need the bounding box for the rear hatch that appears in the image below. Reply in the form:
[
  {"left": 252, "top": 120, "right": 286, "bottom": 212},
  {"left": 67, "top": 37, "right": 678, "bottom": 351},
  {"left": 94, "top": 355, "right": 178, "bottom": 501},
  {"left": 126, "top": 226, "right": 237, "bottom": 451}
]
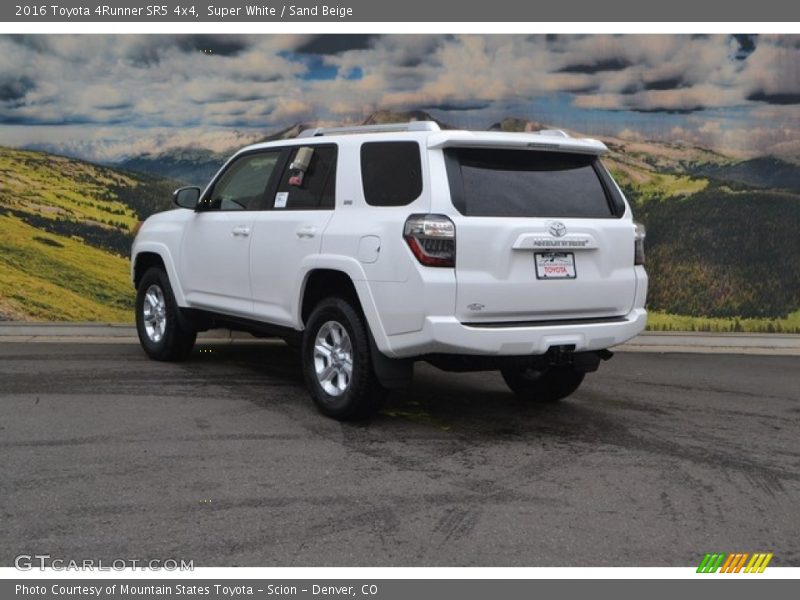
[{"left": 443, "top": 146, "right": 637, "bottom": 324}]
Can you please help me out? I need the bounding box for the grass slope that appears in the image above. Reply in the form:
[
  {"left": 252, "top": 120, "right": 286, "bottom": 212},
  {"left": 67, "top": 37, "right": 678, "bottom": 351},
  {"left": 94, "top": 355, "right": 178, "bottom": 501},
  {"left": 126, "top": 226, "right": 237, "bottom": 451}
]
[
  {"left": 0, "top": 214, "right": 131, "bottom": 321},
  {"left": 0, "top": 147, "right": 175, "bottom": 322},
  {"left": 1, "top": 148, "right": 140, "bottom": 230},
  {"left": 648, "top": 309, "right": 800, "bottom": 334}
]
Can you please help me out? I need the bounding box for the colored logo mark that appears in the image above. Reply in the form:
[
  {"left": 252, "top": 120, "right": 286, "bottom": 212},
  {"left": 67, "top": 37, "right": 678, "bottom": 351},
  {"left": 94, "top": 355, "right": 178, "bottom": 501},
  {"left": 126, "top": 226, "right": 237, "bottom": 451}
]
[{"left": 697, "top": 552, "right": 773, "bottom": 573}]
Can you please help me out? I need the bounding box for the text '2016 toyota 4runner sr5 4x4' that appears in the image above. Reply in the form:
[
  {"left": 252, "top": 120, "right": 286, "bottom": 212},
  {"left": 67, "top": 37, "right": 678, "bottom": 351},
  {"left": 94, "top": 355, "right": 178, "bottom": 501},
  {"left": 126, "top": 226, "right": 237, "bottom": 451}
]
[{"left": 131, "top": 121, "right": 647, "bottom": 420}]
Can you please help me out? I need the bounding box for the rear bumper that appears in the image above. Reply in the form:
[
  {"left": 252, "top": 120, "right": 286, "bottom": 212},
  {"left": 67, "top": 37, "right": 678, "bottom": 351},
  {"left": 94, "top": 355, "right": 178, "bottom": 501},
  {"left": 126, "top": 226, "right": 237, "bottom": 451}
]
[{"left": 382, "top": 308, "right": 647, "bottom": 358}]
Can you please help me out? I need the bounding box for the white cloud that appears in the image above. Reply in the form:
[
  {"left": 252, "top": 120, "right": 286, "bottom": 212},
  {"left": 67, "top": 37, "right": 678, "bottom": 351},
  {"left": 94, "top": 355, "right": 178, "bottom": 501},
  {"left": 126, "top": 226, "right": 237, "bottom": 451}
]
[{"left": 0, "top": 34, "right": 798, "bottom": 161}]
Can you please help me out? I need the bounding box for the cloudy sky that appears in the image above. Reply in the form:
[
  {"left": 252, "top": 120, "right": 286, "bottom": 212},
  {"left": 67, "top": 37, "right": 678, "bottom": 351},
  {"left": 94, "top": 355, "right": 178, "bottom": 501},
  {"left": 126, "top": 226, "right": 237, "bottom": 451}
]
[{"left": 0, "top": 34, "right": 798, "bottom": 162}]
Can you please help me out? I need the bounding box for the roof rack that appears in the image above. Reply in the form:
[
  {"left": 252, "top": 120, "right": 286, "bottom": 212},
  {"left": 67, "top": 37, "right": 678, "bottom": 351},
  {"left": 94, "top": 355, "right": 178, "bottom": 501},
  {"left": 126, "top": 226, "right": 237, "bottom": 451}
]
[
  {"left": 298, "top": 121, "right": 440, "bottom": 138},
  {"left": 538, "top": 129, "right": 571, "bottom": 138}
]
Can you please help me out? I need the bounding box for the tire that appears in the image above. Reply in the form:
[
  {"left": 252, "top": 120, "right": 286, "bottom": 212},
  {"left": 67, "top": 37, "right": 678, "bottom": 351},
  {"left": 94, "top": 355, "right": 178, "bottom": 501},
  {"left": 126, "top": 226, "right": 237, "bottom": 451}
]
[
  {"left": 501, "top": 365, "right": 585, "bottom": 403},
  {"left": 302, "top": 297, "right": 385, "bottom": 421},
  {"left": 135, "top": 267, "right": 196, "bottom": 361}
]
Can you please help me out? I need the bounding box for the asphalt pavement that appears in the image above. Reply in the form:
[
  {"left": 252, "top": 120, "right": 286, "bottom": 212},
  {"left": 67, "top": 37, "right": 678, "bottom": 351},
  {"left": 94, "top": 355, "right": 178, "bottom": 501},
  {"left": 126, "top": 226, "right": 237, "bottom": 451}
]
[{"left": 1, "top": 341, "right": 798, "bottom": 567}]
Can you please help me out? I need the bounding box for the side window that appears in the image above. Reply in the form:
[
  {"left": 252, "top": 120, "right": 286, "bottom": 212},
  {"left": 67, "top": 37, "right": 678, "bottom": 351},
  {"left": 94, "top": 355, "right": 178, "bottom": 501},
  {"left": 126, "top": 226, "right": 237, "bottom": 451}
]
[
  {"left": 207, "top": 151, "right": 280, "bottom": 211},
  {"left": 361, "top": 141, "right": 422, "bottom": 207},
  {"left": 273, "top": 145, "right": 337, "bottom": 210}
]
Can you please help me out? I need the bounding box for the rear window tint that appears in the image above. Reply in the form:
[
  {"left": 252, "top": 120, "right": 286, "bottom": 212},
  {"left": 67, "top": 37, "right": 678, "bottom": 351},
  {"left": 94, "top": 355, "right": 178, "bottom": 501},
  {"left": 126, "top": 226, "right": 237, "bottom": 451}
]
[
  {"left": 361, "top": 142, "right": 423, "bottom": 206},
  {"left": 445, "top": 148, "right": 615, "bottom": 218}
]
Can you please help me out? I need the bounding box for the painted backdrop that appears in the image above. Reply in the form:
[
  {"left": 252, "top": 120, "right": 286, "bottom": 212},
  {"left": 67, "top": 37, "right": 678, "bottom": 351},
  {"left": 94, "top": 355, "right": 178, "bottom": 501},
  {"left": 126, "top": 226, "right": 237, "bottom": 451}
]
[{"left": 0, "top": 34, "right": 798, "bottom": 330}]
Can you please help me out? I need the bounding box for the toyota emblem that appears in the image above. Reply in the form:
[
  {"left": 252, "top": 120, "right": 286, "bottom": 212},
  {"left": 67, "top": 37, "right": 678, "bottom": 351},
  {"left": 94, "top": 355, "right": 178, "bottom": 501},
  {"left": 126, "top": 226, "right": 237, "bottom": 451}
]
[{"left": 548, "top": 221, "right": 567, "bottom": 237}]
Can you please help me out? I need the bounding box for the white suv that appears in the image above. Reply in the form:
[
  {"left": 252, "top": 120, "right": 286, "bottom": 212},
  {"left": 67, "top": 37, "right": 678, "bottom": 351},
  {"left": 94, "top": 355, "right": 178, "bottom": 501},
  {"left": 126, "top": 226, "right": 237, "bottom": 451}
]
[{"left": 131, "top": 121, "right": 647, "bottom": 420}]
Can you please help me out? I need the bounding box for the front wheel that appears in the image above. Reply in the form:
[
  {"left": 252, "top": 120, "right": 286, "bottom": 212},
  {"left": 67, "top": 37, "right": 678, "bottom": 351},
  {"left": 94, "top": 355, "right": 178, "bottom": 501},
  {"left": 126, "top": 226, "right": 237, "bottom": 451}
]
[
  {"left": 135, "top": 267, "right": 196, "bottom": 361},
  {"left": 302, "top": 298, "right": 385, "bottom": 421},
  {"left": 501, "top": 365, "right": 585, "bottom": 403}
]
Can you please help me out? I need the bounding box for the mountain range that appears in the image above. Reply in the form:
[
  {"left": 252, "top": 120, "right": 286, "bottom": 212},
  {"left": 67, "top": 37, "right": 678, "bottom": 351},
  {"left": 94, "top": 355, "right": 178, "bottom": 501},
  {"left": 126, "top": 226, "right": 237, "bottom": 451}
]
[{"left": 116, "top": 123, "right": 306, "bottom": 188}]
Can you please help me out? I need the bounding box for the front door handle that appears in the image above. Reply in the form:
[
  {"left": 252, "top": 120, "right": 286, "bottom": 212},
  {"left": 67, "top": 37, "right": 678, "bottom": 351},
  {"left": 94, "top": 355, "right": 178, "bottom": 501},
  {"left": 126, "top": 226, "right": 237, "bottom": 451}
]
[
  {"left": 296, "top": 226, "right": 317, "bottom": 239},
  {"left": 232, "top": 226, "right": 251, "bottom": 237}
]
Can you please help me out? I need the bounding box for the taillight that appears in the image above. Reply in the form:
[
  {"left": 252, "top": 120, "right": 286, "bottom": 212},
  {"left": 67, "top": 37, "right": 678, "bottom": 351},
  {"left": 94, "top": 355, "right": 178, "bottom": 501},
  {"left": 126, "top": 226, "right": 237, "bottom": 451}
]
[
  {"left": 403, "top": 214, "right": 456, "bottom": 268},
  {"left": 634, "top": 222, "right": 646, "bottom": 266}
]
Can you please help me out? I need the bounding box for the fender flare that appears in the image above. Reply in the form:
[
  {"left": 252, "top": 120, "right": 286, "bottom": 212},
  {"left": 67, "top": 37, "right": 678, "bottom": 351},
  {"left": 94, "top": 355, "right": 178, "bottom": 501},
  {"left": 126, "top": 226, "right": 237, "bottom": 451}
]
[
  {"left": 294, "top": 255, "right": 395, "bottom": 356},
  {"left": 131, "top": 241, "right": 188, "bottom": 307}
]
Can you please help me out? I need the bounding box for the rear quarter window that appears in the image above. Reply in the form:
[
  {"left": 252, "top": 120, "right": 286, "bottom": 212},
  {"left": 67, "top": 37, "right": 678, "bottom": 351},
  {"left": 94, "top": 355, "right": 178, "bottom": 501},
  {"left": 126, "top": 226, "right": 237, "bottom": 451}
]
[
  {"left": 361, "top": 141, "right": 423, "bottom": 207},
  {"left": 274, "top": 145, "right": 337, "bottom": 210},
  {"left": 444, "top": 148, "right": 621, "bottom": 218}
]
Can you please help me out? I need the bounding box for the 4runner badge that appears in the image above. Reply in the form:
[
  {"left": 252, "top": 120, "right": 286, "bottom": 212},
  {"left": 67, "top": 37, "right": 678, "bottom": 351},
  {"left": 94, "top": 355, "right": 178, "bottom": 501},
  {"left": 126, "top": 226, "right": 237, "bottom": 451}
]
[{"left": 548, "top": 221, "right": 567, "bottom": 237}]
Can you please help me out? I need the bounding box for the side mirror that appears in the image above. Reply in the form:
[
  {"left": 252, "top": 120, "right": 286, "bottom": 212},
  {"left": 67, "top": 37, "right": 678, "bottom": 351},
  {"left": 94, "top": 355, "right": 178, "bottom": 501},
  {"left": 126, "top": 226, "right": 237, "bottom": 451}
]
[{"left": 173, "top": 186, "right": 201, "bottom": 209}]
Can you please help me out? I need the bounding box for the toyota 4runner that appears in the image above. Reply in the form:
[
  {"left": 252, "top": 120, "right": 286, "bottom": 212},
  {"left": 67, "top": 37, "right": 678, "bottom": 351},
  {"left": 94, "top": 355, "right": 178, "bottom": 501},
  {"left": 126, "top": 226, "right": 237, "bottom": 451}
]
[{"left": 131, "top": 121, "right": 647, "bottom": 420}]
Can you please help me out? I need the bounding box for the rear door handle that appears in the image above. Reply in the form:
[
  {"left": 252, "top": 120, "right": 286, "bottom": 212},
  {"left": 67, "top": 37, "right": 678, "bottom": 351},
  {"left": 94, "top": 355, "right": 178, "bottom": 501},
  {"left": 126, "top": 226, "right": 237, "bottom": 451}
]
[
  {"left": 296, "top": 226, "right": 317, "bottom": 239},
  {"left": 232, "top": 226, "right": 251, "bottom": 237}
]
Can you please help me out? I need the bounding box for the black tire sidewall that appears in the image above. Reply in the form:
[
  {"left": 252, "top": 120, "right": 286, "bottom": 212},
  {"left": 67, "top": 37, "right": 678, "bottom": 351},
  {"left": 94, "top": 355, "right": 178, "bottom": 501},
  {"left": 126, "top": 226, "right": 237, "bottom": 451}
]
[
  {"left": 135, "top": 267, "right": 195, "bottom": 361},
  {"left": 302, "top": 298, "right": 380, "bottom": 420}
]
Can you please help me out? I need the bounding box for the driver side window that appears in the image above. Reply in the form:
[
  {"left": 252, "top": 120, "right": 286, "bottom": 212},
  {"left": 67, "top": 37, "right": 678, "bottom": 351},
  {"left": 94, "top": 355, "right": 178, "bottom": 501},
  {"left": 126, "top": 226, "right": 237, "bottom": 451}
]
[{"left": 207, "top": 152, "right": 280, "bottom": 211}]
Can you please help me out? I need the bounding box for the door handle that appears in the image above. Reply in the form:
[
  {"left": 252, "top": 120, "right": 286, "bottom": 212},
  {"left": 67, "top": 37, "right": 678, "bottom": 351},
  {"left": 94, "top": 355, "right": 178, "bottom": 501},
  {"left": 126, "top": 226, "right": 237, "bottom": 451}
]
[
  {"left": 296, "top": 226, "right": 317, "bottom": 239},
  {"left": 232, "top": 226, "right": 251, "bottom": 237}
]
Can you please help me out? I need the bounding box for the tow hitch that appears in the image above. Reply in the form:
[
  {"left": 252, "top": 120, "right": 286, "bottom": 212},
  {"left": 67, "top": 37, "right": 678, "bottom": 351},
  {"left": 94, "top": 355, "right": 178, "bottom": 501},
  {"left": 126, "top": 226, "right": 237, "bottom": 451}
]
[{"left": 546, "top": 345, "right": 613, "bottom": 373}]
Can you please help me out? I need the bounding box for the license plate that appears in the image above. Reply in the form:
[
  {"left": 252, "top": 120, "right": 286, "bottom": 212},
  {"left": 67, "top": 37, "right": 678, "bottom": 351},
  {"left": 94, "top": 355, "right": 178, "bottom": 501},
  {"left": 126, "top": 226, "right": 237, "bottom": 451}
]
[{"left": 535, "top": 252, "right": 576, "bottom": 279}]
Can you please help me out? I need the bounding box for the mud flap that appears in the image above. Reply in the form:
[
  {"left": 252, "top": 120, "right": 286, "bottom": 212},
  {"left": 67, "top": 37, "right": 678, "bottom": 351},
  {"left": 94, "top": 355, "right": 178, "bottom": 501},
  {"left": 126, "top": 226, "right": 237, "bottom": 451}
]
[{"left": 368, "top": 331, "right": 414, "bottom": 389}]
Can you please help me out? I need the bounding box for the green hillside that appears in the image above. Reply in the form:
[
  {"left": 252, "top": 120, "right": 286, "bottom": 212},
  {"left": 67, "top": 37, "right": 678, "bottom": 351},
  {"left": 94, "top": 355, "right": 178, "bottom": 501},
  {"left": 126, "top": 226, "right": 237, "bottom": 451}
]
[
  {"left": 692, "top": 156, "right": 800, "bottom": 192},
  {"left": 637, "top": 185, "right": 800, "bottom": 320},
  {"left": 604, "top": 147, "right": 800, "bottom": 332},
  {"left": 0, "top": 147, "right": 175, "bottom": 321}
]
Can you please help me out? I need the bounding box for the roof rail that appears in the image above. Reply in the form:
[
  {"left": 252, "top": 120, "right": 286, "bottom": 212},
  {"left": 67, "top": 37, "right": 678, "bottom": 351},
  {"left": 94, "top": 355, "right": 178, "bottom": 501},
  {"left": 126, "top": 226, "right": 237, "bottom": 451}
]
[
  {"left": 298, "top": 121, "right": 440, "bottom": 138},
  {"left": 538, "top": 129, "right": 571, "bottom": 138}
]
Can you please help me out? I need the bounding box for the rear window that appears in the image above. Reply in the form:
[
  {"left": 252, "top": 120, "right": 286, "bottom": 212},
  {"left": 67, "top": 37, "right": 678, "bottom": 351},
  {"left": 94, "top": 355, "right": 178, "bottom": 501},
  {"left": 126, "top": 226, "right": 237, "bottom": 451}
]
[
  {"left": 361, "top": 141, "right": 423, "bottom": 206},
  {"left": 444, "top": 148, "right": 616, "bottom": 218},
  {"left": 275, "top": 145, "right": 337, "bottom": 210}
]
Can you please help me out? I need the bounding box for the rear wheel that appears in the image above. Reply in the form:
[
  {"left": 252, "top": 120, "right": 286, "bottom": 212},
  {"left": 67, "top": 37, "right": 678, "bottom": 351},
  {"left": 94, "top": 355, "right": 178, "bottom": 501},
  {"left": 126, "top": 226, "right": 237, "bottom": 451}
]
[
  {"left": 501, "top": 365, "right": 584, "bottom": 403},
  {"left": 135, "top": 267, "right": 196, "bottom": 361},
  {"left": 302, "top": 297, "right": 385, "bottom": 421}
]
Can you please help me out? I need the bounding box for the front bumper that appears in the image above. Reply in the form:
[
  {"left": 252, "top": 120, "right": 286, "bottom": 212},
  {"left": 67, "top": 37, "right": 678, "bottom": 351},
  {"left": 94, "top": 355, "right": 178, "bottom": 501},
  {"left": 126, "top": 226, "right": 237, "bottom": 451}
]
[{"left": 383, "top": 308, "right": 647, "bottom": 358}]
